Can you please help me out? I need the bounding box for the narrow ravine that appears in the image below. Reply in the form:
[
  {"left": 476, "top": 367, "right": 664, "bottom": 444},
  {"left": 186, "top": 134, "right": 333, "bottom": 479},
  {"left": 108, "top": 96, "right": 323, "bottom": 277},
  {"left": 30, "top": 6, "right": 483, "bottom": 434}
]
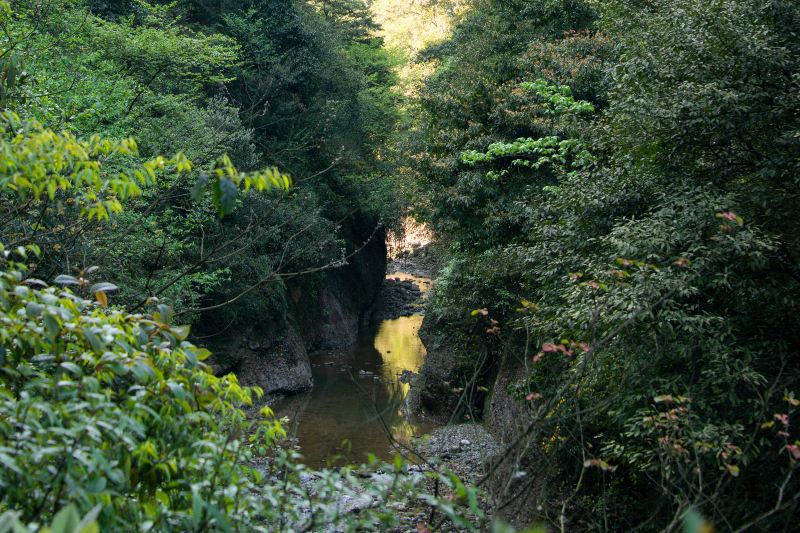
[{"left": 274, "top": 268, "right": 438, "bottom": 467}]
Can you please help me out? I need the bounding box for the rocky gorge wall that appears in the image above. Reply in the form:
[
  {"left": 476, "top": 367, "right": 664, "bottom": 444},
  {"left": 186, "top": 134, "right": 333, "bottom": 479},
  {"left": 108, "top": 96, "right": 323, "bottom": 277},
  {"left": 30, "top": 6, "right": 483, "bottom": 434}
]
[
  {"left": 207, "top": 214, "right": 388, "bottom": 396},
  {"left": 411, "top": 319, "right": 541, "bottom": 527}
]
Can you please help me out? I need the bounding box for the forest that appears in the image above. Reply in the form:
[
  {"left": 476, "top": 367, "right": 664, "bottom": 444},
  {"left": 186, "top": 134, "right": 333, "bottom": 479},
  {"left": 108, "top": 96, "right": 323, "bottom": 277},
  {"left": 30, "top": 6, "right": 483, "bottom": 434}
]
[{"left": 0, "top": 0, "right": 798, "bottom": 531}]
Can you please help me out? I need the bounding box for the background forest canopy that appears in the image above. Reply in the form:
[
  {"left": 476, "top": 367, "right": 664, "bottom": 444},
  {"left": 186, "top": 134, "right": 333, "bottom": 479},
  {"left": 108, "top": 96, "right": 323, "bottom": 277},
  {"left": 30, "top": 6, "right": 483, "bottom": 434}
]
[
  {"left": 0, "top": 0, "right": 408, "bottom": 339},
  {"left": 407, "top": 0, "right": 799, "bottom": 530},
  {"left": 1, "top": 0, "right": 800, "bottom": 531}
]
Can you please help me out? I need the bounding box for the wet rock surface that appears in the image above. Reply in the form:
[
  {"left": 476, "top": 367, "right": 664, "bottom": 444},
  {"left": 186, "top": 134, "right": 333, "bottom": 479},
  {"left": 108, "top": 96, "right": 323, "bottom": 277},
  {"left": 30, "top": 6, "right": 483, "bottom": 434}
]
[
  {"left": 316, "top": 287, "right": 359, "bottom": 349},
  {"left": 387, "top": 244, "right": 441, "bottom": 279},
  {"left": 208, "top": 324, "right": 313, "bottom": 396},
  {"left": 372, "top": 276, "right": 425, "bottom": 321},
  {"left": 406, "top": 322, "right": 465, "bottom": 423},
  {"left": 371, "top": 244, "right": 440, "bottom": 322},
  {"left": 286, "top": 216, "right": 388, "bottom": 352}
]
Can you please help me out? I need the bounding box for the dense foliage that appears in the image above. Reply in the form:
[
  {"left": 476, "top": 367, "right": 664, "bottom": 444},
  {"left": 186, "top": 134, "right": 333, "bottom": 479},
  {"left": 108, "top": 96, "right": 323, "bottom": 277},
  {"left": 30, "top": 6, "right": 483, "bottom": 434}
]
[
  {"left": 0, "top": 2, "right": 489, "bottom": 527},
  {"left": 3, "top": 0, "right": 799, "bottom": 529},
  {"left": 0, "top": 0, "right": 403, "bottom": 338},
  {"left": 0, "top": 0, "right": 488, "bottom": 530},
  {"left": 0, "top": 237, "right": 474, "bottom": 531},
  {"left": 412, "top": 0, "right": 799, "bottom": 530}
]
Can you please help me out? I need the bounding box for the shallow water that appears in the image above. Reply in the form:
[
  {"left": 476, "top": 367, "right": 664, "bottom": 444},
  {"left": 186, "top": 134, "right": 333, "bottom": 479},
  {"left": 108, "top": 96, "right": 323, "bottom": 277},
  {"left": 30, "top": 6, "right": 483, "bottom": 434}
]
[{"left": 275, "top": 275, "right": 436, "bottom": 468}]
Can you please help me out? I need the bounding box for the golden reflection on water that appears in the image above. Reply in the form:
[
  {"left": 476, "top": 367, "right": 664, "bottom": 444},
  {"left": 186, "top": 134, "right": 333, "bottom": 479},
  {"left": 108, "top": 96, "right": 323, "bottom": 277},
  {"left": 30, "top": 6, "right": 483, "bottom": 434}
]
[
  {"left": 272, "top": 275, "right": 437, "bottom": 467},
  {"left": 373, "top": 314, "right": 426, "bottom": 396}
]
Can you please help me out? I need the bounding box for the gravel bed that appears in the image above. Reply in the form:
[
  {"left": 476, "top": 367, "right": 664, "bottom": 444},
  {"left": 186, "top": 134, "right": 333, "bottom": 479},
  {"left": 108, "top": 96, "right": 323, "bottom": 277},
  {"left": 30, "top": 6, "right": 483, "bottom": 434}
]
[{"left": 416, "top": 424, "right": 502, "bottom": 485}]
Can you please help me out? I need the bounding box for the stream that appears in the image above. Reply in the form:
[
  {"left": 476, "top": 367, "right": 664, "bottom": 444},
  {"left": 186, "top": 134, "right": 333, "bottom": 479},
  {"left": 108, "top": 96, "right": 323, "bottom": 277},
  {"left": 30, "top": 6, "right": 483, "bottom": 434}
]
[{"left": 274, "top": 271, "right": 438, "bottom": 468}]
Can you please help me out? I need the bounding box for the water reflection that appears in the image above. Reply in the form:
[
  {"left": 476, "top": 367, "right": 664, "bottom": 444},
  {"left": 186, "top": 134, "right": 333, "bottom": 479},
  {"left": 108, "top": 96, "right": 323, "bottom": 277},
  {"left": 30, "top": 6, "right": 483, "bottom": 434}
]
[
  {"left": 374, "top": 315, "right": 426, "bottom": 396},
  {"left": 274, "top": 314, "right": 436, "bottom": 467}
]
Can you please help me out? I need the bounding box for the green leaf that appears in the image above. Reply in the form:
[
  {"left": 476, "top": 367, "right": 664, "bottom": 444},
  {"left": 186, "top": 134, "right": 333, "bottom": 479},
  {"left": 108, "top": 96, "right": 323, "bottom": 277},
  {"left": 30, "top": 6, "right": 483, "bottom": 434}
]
[
  {"left": 155, "top": 304, "right": 174, "bottom": 325},
  {"left": 206, "top": 505, "right": 232, "bottom": 533},
  {"left": 191, "top": 486, "right": 203, "bottom": 528},
  {"left": 43, "top": 312, "right": 60, "bottom": 335},
  {"left": 171, "top": 324, "right": 190, "bottom": 341},
  {"left": 49, "top": 504, "right": 80, "bottom": 533},
  {"left": 25, "top": 302, "right": 44, "bottom": 317},
  {"left": 60, "top": 362, "right": 83, "bottom": 376},
  {"left": 54, "top": 275, "right": 79, "bottom": 286},
  {"left": 89, "top": 282, "right": 118, "bottom": 293},
  {"left": 0, "top": 452, "right": 21, "bottom": 475},
  {"left": 190, "top": 172, "right": 209, "bottom": 203},
  {"left": 214, "top": 177, "right": 238, "bottom": 216},
  {"left": 81, "top": 328, "right": 106, "bottom": 352},
  {"left": 0, "top": 510, "right": 28, "bottom": 533},
  {"left": 75, "top": 505, "right": 102, "bottom": 533}
]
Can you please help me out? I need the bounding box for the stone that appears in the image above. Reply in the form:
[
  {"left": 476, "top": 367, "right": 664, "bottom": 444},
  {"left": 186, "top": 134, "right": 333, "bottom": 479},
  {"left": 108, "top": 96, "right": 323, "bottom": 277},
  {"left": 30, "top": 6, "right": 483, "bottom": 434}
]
[{"left": 222, "top": 324, "right": 313, "bottom": 396}]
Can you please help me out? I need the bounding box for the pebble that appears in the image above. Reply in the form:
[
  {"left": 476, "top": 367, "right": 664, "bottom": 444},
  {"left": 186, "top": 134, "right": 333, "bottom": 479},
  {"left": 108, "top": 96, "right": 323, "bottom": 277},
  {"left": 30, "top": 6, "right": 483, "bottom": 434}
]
[{"left": 417, "top": 424, "right": 501, "bottom": 485}]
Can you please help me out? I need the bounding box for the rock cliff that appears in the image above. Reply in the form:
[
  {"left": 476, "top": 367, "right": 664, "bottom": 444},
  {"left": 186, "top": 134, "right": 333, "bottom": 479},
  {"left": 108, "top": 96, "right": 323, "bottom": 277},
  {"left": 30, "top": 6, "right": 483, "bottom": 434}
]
[{"left": 206, "top": 214, "right": 387, "bottom": 396}]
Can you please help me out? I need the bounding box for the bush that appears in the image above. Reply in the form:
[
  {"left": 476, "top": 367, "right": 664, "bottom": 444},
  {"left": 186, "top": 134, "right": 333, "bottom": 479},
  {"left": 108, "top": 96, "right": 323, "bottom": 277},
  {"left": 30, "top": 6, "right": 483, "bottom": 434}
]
[{"left": 0, "top": 258, "right": 482, "bottom": 530}]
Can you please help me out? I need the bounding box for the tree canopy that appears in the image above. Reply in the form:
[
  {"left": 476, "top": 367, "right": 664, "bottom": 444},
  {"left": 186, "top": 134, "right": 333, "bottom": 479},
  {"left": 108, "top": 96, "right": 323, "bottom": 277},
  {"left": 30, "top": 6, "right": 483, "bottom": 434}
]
[{"left": 409, "top": 0, "right": 800, "bottom": 529}]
